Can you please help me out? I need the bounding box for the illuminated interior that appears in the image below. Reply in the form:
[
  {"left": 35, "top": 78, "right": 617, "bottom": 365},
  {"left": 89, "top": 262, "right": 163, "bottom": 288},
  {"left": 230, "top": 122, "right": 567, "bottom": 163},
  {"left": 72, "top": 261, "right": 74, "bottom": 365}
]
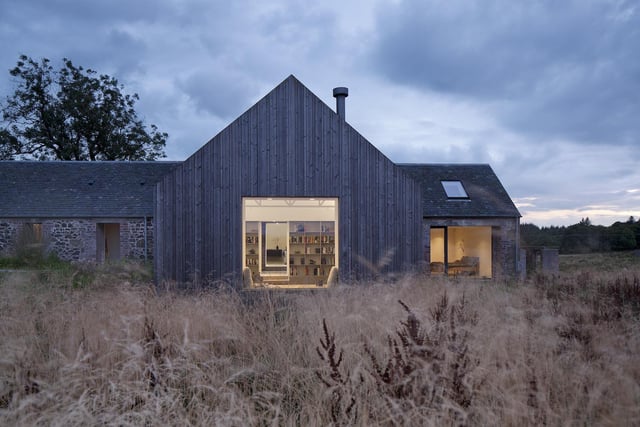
[
  {"left": 242, "top": 198, "right": 339, "bottom": 288},
  {"left": 430, "top": 226, "right": 492, "bottom": 278}
]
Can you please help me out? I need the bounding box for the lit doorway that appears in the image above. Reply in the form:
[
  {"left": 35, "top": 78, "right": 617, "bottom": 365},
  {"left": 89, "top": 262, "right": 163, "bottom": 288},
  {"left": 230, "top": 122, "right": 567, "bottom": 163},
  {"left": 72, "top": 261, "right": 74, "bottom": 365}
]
[{"left": 263, "top": 222, "right": 288, "bottom": 273}]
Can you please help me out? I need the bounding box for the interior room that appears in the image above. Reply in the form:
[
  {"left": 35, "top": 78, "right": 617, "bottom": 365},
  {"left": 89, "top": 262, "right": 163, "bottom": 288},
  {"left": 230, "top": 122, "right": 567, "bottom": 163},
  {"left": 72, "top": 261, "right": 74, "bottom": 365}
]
[
  {"left": 429, "top": 226, "right": 492, "bottom": 278},
  {"left": 242, "top": 198, "right": 339, "bottom": 288}
]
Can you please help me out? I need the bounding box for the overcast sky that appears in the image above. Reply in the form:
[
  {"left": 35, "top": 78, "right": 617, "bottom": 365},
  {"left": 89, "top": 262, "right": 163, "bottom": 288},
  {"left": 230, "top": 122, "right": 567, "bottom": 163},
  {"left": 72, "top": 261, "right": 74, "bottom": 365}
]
[{"left": 1, "top": 0, "right": 638, "bottom": 226}]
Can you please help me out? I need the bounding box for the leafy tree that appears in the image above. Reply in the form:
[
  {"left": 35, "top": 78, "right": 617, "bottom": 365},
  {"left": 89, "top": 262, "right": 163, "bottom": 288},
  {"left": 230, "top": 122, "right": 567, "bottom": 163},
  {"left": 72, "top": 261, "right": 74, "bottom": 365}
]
[
  {"left": 1, "top": 55, "right": 167, "bottom": 160},
  {"left": 560, "top": 222, "right": 607, "bottom": 254},
  {"left": 520, "top": 223, "right": 564, "bottom": 248},
  {"left": 607, "top": 222, "right": 637, "bottom": 251},
  {"left": 0, "top": 128, "right": 20, "bottom": 159},
  {"left": 522, "top": 216, "right": 640, "bottom": 254}
]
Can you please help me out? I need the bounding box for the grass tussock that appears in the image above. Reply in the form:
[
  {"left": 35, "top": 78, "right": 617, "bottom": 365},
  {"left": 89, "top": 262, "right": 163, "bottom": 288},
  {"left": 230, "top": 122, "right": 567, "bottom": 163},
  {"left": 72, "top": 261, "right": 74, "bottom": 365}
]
[{"left": 1, "top": 263, "right": 640, "bottom": 425}]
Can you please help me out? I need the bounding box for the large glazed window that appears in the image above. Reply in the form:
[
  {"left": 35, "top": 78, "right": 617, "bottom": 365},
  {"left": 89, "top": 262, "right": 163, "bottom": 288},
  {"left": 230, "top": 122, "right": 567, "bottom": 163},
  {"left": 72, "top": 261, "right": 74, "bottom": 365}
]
[
  {"left": 242, "top": 198, "right": 339, "bottom": 288},
  {"left": 430, "top": 226, "right": 492, "bottom": 278}
]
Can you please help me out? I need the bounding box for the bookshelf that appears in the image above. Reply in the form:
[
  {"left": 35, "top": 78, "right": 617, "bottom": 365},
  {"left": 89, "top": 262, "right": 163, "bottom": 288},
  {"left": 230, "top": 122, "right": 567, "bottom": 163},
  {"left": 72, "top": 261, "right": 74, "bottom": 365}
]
[
  {"left": 245, "top": 221, "right": 260, "bottom": 281},
  {"left": 288, "top": 221, "right": 336, "bottom": 285}
]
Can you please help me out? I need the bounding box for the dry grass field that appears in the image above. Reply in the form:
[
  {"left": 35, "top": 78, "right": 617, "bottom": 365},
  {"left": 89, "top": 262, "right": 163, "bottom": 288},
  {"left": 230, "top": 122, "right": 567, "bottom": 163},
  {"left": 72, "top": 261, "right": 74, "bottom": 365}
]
[{"left": 1, "top": 254, "right": 640, "bottom": 426}]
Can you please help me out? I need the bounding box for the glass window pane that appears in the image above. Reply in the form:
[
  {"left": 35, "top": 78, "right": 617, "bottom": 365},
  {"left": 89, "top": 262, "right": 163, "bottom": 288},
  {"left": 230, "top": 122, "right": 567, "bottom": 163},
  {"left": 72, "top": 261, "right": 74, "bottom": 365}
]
[
  {"left": 447, "top": 226, "right": 491, "bottom": 278},
  {"left": 441, "top": 181, "right": 468, "bottom": 198},
  {"left": 242, "top": 198, "right": 338, "bottom": 288}
]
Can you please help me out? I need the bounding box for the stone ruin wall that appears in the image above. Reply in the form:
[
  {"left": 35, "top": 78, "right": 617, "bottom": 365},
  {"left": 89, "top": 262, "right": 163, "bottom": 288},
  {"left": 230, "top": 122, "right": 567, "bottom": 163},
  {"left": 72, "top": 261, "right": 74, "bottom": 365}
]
[{"left": 0, "top": 218, "right": 154, "bottom": 262}]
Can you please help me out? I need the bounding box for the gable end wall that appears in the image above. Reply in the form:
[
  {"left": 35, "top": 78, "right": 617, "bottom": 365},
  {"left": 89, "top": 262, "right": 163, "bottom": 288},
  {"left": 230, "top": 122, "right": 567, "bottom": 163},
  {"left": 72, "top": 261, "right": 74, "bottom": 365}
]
[{"left": 155, "top": 77, "right": 423, "bottom": 284}]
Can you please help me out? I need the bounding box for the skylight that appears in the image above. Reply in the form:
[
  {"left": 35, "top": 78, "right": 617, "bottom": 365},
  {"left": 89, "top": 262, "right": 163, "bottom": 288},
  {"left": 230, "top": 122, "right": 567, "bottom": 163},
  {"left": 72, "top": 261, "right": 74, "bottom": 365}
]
[{"left": 441, "top": 181, "right": 468, "bottom": 198}]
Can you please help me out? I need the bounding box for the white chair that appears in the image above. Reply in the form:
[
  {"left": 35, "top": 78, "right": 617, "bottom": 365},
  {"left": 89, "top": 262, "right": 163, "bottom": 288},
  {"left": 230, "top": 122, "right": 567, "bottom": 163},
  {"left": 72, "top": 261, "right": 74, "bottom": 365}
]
[
  {"left": 242, "top": 267, "right": 254, "bottom": 288},
  {"left": 326, "top": 266, "right": 339, "bottom": 287}
]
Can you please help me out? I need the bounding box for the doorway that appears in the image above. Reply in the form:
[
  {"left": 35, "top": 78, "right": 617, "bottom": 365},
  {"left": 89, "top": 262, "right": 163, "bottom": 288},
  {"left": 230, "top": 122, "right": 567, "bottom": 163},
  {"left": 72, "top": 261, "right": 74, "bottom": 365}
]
[
  {"left": 97, "top": 223, "right": 120, "bottom": 262},
  {"left": 262, "top": 222, "right": 288, "bottom": 273}
]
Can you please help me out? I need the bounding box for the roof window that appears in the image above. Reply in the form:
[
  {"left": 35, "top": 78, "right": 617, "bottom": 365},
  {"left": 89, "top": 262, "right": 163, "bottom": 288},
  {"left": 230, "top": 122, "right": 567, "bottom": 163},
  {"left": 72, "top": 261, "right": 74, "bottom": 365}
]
[{"left": 441, "top": 181, "right": 468, "bottom": 199}]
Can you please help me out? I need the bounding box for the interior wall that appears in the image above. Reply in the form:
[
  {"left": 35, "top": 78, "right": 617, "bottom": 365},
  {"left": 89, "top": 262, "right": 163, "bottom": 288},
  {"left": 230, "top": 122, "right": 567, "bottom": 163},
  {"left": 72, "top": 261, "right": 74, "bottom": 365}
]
[
  {"left": 448, "top": 226, "right": 492, "bottom": 277},
  {"left": 264, "top": 222, "right": 288, "bottom": 251},
  {"left": 430, "top": 228, "right": 445, "bottom": 263},
  {"left": 244, "top": 204, "right": 337, "bottom": 222}
]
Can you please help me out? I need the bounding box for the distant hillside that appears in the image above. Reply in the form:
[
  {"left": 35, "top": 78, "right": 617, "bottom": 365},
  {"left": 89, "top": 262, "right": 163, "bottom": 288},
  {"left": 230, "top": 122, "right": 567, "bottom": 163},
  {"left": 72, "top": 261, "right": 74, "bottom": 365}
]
[{"left": 521, "top": 217, "right": 640, "bottom": 254}]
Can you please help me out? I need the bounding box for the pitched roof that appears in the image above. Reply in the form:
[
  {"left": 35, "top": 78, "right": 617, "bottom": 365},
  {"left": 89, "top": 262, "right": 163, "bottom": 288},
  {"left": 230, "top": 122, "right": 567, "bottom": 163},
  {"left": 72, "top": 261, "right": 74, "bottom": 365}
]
[
  {"left": 398, "top": 164, "right": 521, "bottom": 218},
  {"left": 0, "top": 161, "right": 179, "bottom": 218}
]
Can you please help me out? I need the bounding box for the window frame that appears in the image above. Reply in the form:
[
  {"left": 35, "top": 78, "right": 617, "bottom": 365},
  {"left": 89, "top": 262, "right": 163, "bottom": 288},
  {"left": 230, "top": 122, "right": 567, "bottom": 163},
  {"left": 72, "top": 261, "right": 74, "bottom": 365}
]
[
  {"left": 242, "top": 197, "right": 339, "bottom": 288},
  {"left": 441, "top": 180, "right": 469, "bottom": 199}
]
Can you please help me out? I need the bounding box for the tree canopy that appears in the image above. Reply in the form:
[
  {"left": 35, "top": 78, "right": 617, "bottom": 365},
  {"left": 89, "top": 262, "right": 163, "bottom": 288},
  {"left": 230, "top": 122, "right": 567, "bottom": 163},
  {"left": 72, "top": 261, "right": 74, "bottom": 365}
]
[
  {"left": 521, "top": 217, "right": 640, "bottom": 254},
  {"left": 0, "top": 55, "right": 167, "bottom": 161}
]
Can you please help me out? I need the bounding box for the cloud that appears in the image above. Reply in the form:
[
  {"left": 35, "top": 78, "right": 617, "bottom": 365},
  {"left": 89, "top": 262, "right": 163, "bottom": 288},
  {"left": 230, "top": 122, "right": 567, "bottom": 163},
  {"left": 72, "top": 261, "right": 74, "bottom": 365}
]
[
  {"left": 177, "top": 69, "right": 259, "bottom": 119},
  {"left": 1, "top": 0, "right": 170, "bottom": 25},
  {"left": 370, "top": 0, "right": 640, "bottom": 146},
  {"left": 1, "top": 0, "right": 638, "bottom": 227}
]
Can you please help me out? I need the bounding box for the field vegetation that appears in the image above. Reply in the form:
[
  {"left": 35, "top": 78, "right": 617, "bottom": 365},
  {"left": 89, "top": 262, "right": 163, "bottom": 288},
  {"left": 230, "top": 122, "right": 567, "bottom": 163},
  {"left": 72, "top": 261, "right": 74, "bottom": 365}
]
[{"left": 1, "top": 253, "right": 640, "bottom": 425}]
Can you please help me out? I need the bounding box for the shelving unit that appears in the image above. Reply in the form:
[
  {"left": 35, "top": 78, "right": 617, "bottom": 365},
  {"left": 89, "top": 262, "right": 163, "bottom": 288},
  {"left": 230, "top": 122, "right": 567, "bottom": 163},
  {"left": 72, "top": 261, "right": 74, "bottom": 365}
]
[
  {"left": 243, "top": 219, "right": 337, "bottom": 287},
  {"left": 245, "top": 221, "right": 260, "bottom": 281},
  {"left": 288, "top": 221, "right": 336, "bottom": 285}
]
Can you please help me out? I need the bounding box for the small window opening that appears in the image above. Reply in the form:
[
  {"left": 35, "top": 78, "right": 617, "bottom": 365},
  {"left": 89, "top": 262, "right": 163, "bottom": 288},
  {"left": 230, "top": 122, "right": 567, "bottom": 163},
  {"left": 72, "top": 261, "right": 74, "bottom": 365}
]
[{"left": 441, "top": 181, "right": 468, "bottom": 198}]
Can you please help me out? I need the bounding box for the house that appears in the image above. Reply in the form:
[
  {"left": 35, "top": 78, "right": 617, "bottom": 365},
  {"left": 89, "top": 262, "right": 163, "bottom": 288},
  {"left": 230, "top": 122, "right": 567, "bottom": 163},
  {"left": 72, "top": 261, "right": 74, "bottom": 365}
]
[
  {"left": 0, "top": 75, "right": 521, "bottom": 285},
  {"left": 154, "top": 75, "right": 521, "bottom": 287},
  {"left": 400, "top": 164, "right": 521, "bottom": 278},
  {"left": 0, "top": 161, "right": 179, "bottom": 262}
]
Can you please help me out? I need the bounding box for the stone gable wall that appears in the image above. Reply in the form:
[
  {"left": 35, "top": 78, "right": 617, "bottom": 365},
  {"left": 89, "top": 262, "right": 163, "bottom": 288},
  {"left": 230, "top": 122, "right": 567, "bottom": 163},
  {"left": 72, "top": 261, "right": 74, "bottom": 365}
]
[{"left": 0, "top": 218, "right": 155, "bottom": 262}]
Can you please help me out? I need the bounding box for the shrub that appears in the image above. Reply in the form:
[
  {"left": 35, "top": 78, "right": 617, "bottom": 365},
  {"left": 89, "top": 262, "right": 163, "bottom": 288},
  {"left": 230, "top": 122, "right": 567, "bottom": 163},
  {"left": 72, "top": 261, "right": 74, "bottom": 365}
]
[{"left": 316, "top": 294, "right": 479, "bottom": 425}]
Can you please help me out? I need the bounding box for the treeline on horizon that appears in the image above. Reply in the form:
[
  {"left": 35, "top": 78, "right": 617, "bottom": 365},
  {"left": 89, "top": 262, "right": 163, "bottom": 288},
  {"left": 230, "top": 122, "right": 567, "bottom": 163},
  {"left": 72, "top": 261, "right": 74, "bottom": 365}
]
[{"left": 521, "top": 217, "right": 640, "bottom": 254}]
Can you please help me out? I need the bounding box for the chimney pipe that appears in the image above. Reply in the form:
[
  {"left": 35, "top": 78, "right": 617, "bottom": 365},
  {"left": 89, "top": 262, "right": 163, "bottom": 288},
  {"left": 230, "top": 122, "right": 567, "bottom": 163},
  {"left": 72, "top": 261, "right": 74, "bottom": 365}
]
[{"left": 333, "top": 87, "right": 349, "bottom": 120}]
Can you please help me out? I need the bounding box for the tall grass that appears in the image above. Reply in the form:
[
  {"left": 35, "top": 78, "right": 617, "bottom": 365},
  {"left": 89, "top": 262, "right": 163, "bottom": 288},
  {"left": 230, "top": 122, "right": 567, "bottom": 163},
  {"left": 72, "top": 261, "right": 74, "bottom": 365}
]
[{"left": 1, "top": 265, "right": 640, "bottom": 425}]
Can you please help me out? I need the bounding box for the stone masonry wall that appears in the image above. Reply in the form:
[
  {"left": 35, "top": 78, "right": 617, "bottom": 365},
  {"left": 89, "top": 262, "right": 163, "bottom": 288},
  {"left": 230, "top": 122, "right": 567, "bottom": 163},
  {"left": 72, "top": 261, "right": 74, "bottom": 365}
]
[
  {"left": 0, "top": 220, "right": 19, "bottom": 256},
  {"left": 123, "top": 218, "right": 154, "bottom": 260},
  {"left": 47, "top": 219, "right": 97, "bottom": 261},
  {"left": 0, "top": 218, "right": 155, "bottom": 262}
]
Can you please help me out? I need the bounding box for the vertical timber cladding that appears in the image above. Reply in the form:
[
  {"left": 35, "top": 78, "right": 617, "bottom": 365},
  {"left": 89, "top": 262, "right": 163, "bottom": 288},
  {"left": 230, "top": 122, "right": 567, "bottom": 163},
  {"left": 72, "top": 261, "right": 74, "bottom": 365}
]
[{"left": 155, "top": 75, "right": 423, "bottom": 284}]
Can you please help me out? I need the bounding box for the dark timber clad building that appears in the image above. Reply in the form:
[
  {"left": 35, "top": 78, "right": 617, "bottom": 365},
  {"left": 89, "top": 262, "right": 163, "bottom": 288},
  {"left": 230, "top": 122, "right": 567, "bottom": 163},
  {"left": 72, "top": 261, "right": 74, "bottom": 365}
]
[{"left": 154, "top": 76, "right": 424, "bottom": 287}]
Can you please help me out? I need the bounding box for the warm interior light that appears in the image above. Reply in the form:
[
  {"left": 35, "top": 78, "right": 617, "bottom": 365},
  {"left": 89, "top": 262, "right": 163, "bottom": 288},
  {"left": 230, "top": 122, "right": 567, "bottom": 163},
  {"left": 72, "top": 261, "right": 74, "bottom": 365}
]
[{"left": 242, "top": 197, "right": 339, "bottom": 288}]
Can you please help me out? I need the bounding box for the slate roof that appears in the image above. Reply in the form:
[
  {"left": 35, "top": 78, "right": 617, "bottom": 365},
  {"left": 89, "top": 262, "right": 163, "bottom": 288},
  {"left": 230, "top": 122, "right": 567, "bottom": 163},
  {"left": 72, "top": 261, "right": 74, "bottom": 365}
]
[
  {"left": 0, "top": 162, "right": 520, "bottom": 219},
  {"left": 0, "top": 161, "right": 179, "bottom": 218},
  {"left": 398, "top": 164, "right": 521, "bottom": 218}
]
